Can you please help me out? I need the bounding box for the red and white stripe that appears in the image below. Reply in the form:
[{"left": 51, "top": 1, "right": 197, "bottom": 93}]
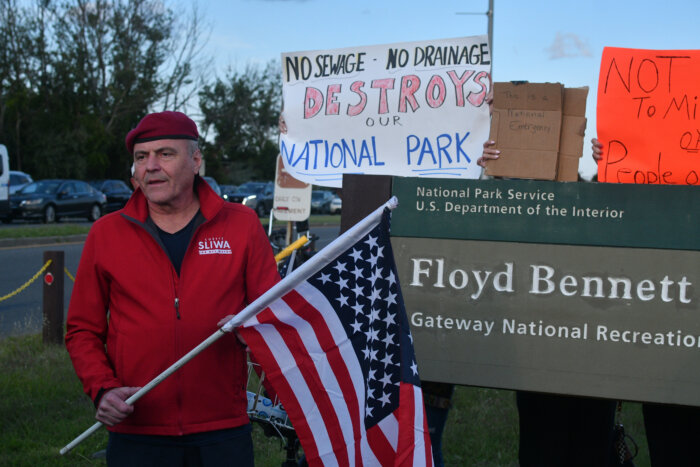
[{"left": 241, "top": 281, "right": 429, "bottom": 466}]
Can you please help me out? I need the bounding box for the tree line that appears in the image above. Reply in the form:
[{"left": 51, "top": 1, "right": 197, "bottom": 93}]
[{"left": 0, "top": 0, "right": 281, "bottom": 184}]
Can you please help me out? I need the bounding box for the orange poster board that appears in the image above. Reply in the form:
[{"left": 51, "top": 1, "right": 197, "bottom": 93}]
[{"left": 597, "top": 47, "right": 700, "bottom": 185}]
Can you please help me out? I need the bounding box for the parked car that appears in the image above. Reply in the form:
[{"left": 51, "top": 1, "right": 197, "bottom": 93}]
[
  {"left": 202, "top": 176, "right": 222, "bottom": 197},
  {"left": 9, "top": 170, "right": 33, "bottom": 195},
  {"left": 89, "top": 179, "right": 132, "bottom": 213},
  {"left": 220, "top": 184, "right": 239, "bottom": 202},
  {"left": 9, "top": 179, "right": 106, "bottom": 223},
  {"left": 329, "top": 196, "right": 342, "bottom": 214},
  {"left": 311, "top": 190, "right": 334, "bottom": 214},
  {"left": 227, "top": 181, "right": 274, "bottom": 217}
]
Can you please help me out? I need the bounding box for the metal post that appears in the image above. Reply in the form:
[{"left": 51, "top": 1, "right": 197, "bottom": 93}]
[
  {"left": 488, "top": 0, "right": 494, "bottom": 64},
  {"left": 340, "top": 174, "right": 392, "bottom": 234},
  {"left": 42, "top": 250, "right": 64, "bottom": 345},
  {"left": 456, "top": 0, "right": 495, "bottom": 67}
]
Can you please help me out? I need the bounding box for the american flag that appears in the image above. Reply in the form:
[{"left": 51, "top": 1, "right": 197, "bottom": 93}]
[{"left": 238, "top": 205, "right": 432, "bottom": 466}]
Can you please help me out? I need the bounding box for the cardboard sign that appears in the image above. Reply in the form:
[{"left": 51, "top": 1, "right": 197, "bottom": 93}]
[
  {"left": 280, "top": 36, "right": 492, "bottom": 187},
  {"left": 486, "top": 82, "right": 587, "bottom": 181},
  {"left": 272, "top": 155, "right": 312, "bottom": 221},
  {"left": 557, "top": 87, "right": 589, "bottom": 181},
  {"left": 391, "top": 177, "right": 700, "bottom": 406},
  {"left": 597, "top": 47, "right": 700, "bottom": 185}
]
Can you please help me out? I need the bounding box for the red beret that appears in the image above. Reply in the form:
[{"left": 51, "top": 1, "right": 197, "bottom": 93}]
[{"left": 125, "top": 111, "right": 199, "bottom": 154}]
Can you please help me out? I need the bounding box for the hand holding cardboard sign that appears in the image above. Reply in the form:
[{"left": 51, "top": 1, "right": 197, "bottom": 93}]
[
  {"left": 478, "top": 140, "right": 500, "bottom": 167},
  {"left": 485, "top": 82, "right": 587, "bottom": 181},
  {"left": 591, "top": 138, "right": 603, "bottom": 163}
]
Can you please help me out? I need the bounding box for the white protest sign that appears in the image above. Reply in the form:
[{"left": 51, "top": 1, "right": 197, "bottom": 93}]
[
  {"left": 272, "top": 154, "right": 312, "bottom": 221},
  {"left": 280, "top": 35, "right": 492, "bottom": 187}
]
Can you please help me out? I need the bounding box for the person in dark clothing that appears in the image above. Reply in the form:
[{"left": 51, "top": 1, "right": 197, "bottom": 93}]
[
  {"left": 474, "top": 92, "right": 617, "bottom": 465},
  {"left": 516, "top": 392, "right": 616, "bottom": 467},
  {"left": 422, "top": 381, "right": 455, "bottom": 467},
  {"left": 593, "top": 137, "right": 700, "bottom": 467}
]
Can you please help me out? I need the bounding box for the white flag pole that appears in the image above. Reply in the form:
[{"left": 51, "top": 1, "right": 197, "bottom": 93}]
[
  {"left": 60, "top": 196, "right": 398, "bottom": 455},
  {"left": 60, "top": 329, "right": 227, "bottom": 455}
]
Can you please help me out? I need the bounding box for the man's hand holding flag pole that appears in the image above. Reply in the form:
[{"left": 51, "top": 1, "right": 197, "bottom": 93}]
[{"left": 61, "top": 196, "right": 433, "bottom": 466}]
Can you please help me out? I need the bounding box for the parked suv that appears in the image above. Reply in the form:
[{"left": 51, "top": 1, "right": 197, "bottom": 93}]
[
  {"left": 329, "top": 195, "right": 342, "bottom": 214},
  {"left": 220, "top": 184, "right": 238, "bottom": 202},
  {"left": 311, "top": 190, "right": 334, "bottom": 214},
  {"left": 89, "top": 179, "right": 132, "bottom": 213},
  {"left": 227, "top": 181, "right": 273, "bottom": 217}
]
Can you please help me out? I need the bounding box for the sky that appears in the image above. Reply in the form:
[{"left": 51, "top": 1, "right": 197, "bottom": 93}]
[{"left": 196, "top": 0, "right": 700, "bottom": 180}]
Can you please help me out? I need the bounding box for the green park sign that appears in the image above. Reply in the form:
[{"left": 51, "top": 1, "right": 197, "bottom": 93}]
[{"left": 391, "top": 177, "right": 700, "bottom": 406}]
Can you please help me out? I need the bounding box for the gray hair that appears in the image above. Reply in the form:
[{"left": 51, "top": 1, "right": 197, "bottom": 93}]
[{"left": 187, "top": 140, "right": 199, "bottom": 157}]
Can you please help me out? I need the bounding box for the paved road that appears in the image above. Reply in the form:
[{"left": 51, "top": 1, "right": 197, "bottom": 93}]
[{"left": 0, "top": 225, "right": 339, "bottom": 338}]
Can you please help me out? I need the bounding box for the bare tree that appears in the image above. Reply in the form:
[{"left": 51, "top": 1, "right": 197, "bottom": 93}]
[
  {"left": 0, "top": 0, "right": 213, "bottom": 179},
  {"left": 158, "top": 2, "right": 213, "bottom": 113}
]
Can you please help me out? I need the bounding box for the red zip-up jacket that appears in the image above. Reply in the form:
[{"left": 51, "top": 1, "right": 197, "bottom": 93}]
[{"left": 65, "top": 179, "right": 280, "bottom": 435}]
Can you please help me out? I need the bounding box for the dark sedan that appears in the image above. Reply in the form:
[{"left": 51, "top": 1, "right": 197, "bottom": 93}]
[
  {"left": 89, "top": 179, "right": 132, "bottom": 213},
  {"left": 9, "top": 179, "right": 107, "bottom": 223}
]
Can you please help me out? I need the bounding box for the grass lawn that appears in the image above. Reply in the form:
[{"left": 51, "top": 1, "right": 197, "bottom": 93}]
[
  {"left": 0, "top": 334, "right": 651, "bottom": 466},
  {"left": 0, "top": 215, "right": 340, "bottom": 240},
  {"left": 263, "top": 214, "right": 340, "bottom": 228},
  {"left": 0, "top": 334, "right": 290, "bottom": 466},
  {"left": 0, "top": 223, "right": 91, "bottom": 239}
]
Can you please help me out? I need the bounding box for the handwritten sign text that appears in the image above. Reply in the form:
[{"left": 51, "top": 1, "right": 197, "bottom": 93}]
[
  {"left": 597, "top": 47, "right": 699, "bottom": 185},
  {"left": 280, "top": 36, "right": 492, "bottom": 187}
]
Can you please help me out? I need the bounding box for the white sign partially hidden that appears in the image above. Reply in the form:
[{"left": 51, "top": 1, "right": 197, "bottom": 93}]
[
  {"left": 273, "top": 154, "right": 312, "bottom": 222},
  {"left": 280, "top": 35, "right": 492, "bottom": 187}
]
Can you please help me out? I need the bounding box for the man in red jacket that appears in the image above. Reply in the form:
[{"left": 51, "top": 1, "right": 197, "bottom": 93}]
[{"left": 65, "top": 111, "right": 280, "bottom": 466}]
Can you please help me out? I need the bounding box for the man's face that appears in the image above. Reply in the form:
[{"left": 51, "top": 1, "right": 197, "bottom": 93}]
[{"left": 132, "top": 139, "right": 202, "bottom": 209}]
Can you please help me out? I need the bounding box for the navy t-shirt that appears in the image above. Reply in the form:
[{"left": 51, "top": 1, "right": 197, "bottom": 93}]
[{"left": 155, "top": 213, "right": 199, "bottom": 276}]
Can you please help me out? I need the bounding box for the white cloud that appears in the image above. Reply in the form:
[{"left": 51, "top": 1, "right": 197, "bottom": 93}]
[{"left": 546, "top": 32, "right": 592, "bottom": 59}]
